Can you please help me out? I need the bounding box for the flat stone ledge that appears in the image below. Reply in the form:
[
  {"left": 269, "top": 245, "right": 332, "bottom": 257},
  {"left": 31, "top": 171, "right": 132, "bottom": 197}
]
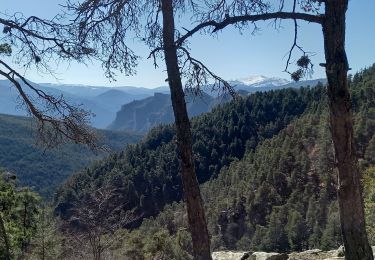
[
  {"left": 213, "top": 246, "right": 375, "bottom": 260},
  {"left": 212, "top": 251, "right": 251, "bottom": 260}
]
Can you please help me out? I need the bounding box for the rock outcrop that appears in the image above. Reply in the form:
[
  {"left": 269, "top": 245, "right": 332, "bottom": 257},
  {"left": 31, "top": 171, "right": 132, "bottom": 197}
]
[
  {"left": 212, "top": 251, "right": 250, "bottom": 260},
  {"left": 212, "top": 246, "right": 375, "bottom": 260},
  {"left": 249, "top": 252, "right": 288, "bottom": 260}
]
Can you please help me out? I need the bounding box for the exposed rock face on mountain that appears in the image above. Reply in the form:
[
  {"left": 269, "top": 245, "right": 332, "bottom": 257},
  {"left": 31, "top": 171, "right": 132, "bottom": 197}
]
[
  {"left": 212, "top": 251, "right": 251, "bottom": 260},
  {"left": 108, "top": 91, "right": 218, "bottom": 132}
]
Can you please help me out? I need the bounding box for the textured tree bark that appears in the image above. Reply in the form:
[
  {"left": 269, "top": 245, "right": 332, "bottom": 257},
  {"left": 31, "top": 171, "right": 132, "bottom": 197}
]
[
  {"left": 323, "top": 1, "right": 373, "bottom": 259},
  {"left": 0, "top": 213, "right": 11, "bottom": 260},
  {"left": 160, "top": 1, "right": 212, "bottom": 259}
]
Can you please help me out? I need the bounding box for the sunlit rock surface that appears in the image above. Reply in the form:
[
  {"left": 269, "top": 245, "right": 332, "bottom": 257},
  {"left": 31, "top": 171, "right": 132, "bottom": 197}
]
[{"left": 212, "top": 246, "right": 375, "bottom": 259}]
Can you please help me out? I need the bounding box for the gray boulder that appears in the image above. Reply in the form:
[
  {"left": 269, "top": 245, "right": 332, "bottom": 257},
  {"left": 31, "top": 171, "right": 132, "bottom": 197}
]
[
  {"left": 212, "top": 251, "right": 251, "bottom": 260},
  {"left": 249, "top": 252, "right": 288, "bottom": 260}
]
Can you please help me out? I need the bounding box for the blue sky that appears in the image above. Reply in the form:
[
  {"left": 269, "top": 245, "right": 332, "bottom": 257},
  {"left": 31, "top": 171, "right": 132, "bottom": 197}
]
[{"left": 2, "top": 0, "right": 375, "bottom": 88}]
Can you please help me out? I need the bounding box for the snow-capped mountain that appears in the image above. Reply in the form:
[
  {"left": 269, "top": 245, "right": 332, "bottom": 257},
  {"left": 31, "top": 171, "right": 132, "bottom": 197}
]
[{"left": 230, "top": 75, "right": 291, "bottom": 89}]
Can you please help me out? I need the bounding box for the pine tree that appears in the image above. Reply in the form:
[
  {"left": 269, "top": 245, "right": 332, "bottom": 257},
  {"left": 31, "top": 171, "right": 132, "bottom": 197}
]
[{"left": 287, "top": 210, "right": 308, "bottom": 251}]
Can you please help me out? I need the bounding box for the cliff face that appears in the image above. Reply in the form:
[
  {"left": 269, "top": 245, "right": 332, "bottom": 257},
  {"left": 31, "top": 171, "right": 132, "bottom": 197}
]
[{"left": 108, "top": 92, "right": 216, "bottom": 132}]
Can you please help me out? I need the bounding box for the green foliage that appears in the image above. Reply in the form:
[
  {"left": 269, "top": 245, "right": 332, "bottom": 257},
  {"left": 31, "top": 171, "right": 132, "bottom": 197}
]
[
  {"left": 320, "top": 202, "right": 342, "bottom": 250},
  {"left": 0, "top": 171, "right": 41, "bottom": 259},
  {"left": 110, "top": 222, "right": 193, "bottom": 259},
  {"left": 0, "top": 114, "right": 141, "bottom": 198},
  {"left": 0, "top": 43, "right": 12, "bottom": 56},
  {"left": 26, "top": 207, "right": 63, "bottom": 260},
  {"left": 107, "top": 64, "right": 375, "bottom": 254},
  {"left": 287, "top": 210, "right": 308, "bottom": 251},
  {"left": 363, "top": 167, "right": 375, "bottom": 244},
  {"left": 290, "top": 55, "right": 313, "bottom": 81},
  {"left": 56, "top": 86, "right": 324, "bottom": 228},
  {"left": 194, "top": 65, "right": 375, "bottom": 252},
  {"left": 263, "top": 206, "right": 290, "bottom": 252},
  {"left": 52, "top": 64, "right": 375, "bottom": 255},
  {"left": 202, "top": 106, "right": 348, "bottom": 252}
]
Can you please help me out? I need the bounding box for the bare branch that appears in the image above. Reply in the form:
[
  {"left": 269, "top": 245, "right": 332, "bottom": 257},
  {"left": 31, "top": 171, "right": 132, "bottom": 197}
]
[
  {"left": 178, "top": 46, "right": 237, "bottom": 97},
  {"left": 64, "top": 0, "right": 140, "bottom": 79},
  {"left": 0, "top": 60, "right": 99, "bottom": 149},
  {"left": 0, "top": 14, "right": 96, "bottom": 72},
  {"left": 62, "top": 186, "right": 133, "bottom": 259},
  {"left": 284, "top": 0, "right": 305, "bottom": 73},
  {"left": 177, "top": 12, "right": 324, "bottom": 46},
  {"left": 147, "top": 47, "right": 163, "bottom": 68}
]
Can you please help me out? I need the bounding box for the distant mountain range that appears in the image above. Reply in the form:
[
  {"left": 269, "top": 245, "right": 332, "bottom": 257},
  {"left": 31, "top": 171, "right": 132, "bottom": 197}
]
[
  {"left": 108, "top": 77, "right": 326, "bottom": 133},
  {"left": 40, "top": 83, "right": 170, "bottom": 97},
  {"left": 0, "top": 76, "right": 326, "bottom": 130},
  {"left": 230, "top": 75, "right": 290, "bottom": 88},
  {"left": 228, "top": 76, "right": 326, "bottom": 93},
  {"left": 0, "top": 80, "right": 168, "bottom": 129}
]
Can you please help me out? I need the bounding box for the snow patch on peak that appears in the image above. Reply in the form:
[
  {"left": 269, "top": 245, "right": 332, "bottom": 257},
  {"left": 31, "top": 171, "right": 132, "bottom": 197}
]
[
  {"left": 232, "top": 75, "right": 290, "bottom": 88},
  {"left": 239, "top": 75, "right": 269, "bottom": 85}
]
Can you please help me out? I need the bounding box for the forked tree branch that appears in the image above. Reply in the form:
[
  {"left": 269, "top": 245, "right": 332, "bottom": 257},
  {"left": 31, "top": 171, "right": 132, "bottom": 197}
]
[
  {"left": 0, "top": 60, "right": 98, "bottom": 149},
  {"left": 0, "top": 11, "right": 104, "bottom": 149},
  {"left": 177, "top": 12, "right": 324, "bottom": 46},
  {"left": 284, "top": 0, "right": 304, "bottom": 73},
  {"left": 178, "top": 46, "right": 236, "bottom": 97}
]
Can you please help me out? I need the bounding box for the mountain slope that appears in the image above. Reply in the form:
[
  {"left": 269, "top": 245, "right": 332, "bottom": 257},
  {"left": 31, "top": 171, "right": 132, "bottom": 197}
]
[
  {"left": 108, "top": 92, "right": 217, "bottom": 132},
  {"left": 93, "top": 65, "right": 374, "bottom": 258},
  {"left": 0, "top": 114, "right": 141, "bottom": 198},
  {"left": 122, "top": 105, "right": 346, "bottom": 256},
  {"left": 188, "top": 69, "right": 374, "bottom": 251},
  {"left": 55, "top": 85, "right": 324, "bottom": 228},
  {"left": 108, "top": 77, "right": 326, "bottom": 133}
]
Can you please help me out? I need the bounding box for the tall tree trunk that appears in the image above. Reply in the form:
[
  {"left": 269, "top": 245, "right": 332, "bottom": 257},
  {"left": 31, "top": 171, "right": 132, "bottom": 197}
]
[
  {"left": 322, "top": 1, "right": 373, "bottom": 259},
  {"left": 160, "top": 0, "right": 212, "bottom": 259},
  {"left": 0, "top": 213, "right": 11, "bottom": 260}
]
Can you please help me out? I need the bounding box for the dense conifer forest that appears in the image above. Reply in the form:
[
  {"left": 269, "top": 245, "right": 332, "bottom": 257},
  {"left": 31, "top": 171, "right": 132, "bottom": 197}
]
[
  {"left": 95, "top": 65, "right": 374, "bottom": 258},
  {"left": 55, "top": 82, "right": 324, "bottom": 226},
  {"left": 0, "top": 114, "right": 141, "bottom": 198}
]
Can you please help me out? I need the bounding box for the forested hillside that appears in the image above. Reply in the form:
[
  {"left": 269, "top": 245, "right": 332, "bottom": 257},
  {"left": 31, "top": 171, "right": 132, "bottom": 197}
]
[
  {"left": 84, "top": 65, "right": 374, "bottom": 259},
  {"left": 0, "top": 114, "right": 141, "bottom": 198},
  {"left": 56, "top": 81, "right": 325, "bottom": 226},
  {"left": 108, "top": 80, "right": 326, "bottom": 134},
  {"left": 2, "top": 0, "right": 374, "bottom": 257}
]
